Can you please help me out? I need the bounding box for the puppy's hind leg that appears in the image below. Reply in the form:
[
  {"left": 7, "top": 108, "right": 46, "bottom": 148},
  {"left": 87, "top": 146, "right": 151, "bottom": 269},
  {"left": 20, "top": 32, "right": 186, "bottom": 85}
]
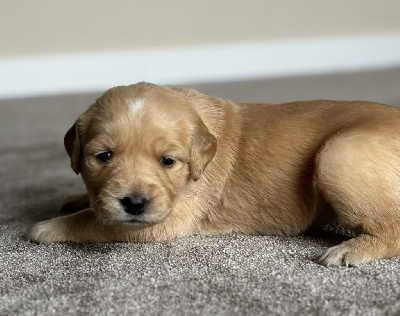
[{"left": 315, "top": 129, "right": 400, "bottom": 266}]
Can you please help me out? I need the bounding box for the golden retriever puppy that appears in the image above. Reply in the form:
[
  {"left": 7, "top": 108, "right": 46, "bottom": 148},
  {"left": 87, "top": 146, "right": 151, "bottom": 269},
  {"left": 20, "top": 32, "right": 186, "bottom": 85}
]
[{"left": 28, "top": 82, "right": 400, "bottom": 266}]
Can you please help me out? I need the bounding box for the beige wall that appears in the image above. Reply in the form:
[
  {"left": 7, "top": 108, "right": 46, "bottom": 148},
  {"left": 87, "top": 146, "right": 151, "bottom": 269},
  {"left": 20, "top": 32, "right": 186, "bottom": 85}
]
[{"left": 1, "top": 0, "right": 400, "bottom": 58}]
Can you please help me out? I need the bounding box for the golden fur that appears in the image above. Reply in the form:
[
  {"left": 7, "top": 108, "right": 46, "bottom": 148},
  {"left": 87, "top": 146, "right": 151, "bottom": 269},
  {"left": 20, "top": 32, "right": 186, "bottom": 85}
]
[{"left": 28, "top": 82, "right": 400, "bottom": 266}]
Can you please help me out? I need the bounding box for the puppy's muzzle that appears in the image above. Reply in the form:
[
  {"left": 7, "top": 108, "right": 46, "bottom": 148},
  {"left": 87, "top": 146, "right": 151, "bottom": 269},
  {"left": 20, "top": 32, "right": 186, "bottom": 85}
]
[{"left": 120, "top": 194, "right": 149, "bottom": 215}]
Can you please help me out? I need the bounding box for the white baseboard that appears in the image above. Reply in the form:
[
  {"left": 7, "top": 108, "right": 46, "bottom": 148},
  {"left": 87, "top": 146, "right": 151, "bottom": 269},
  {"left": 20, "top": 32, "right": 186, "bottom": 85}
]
[{"left": 1, "top": 34, "right": 400, "bottom": 99}]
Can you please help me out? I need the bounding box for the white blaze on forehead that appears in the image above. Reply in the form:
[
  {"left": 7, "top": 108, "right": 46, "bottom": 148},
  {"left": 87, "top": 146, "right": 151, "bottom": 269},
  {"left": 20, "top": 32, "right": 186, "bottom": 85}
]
[{"left": 128, "top": 98, "right": 145, "bottom": 113}]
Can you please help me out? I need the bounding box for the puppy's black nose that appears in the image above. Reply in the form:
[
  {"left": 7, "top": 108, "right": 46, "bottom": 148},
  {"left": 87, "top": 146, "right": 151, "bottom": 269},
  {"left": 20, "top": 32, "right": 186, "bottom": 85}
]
[{"left": 120, "top": 194, "right": 149, "bottom": 215}]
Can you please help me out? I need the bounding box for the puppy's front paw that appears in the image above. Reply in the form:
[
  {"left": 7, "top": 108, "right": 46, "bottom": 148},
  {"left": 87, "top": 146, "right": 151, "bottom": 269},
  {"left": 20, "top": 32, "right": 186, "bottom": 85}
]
[{"left": 28, "top": 218, "right": 69, "bottom": 244}]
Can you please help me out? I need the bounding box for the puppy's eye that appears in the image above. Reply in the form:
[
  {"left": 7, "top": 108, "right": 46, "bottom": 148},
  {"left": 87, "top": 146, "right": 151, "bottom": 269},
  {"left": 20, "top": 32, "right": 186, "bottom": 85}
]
[
  {"left": 160, "top": 157, "right": 176, "bottom": 168},
  {"left": 96, "top": 151, "right": 113, "bottom": 163}
]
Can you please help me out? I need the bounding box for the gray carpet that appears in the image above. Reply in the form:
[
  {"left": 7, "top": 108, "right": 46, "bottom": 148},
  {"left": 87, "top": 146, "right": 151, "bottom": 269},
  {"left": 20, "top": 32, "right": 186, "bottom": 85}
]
[{"left": 1, "top": 69, "right": 400, "bottom": 315}]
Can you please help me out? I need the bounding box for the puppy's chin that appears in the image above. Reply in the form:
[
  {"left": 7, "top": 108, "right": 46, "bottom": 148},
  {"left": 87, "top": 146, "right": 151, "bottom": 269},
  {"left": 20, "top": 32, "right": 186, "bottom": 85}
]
[{"left": 123, "top": 218, "right": 158, "bottom": 227}]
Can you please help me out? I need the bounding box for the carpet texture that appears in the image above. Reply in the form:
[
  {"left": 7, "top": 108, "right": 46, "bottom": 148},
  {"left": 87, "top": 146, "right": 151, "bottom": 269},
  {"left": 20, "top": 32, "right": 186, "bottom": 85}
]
[{"left": 1, "top": 69, "right": 400, "bottom": 315}]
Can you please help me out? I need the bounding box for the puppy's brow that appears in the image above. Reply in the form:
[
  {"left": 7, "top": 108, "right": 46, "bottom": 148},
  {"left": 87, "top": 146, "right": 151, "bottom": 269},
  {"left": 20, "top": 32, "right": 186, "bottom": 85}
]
[
  {"left": 86, "top": 138, "right": 117, "bottom": 154},
  {"left": 128, "top": 98, "right": 145, "bottom": 113}
]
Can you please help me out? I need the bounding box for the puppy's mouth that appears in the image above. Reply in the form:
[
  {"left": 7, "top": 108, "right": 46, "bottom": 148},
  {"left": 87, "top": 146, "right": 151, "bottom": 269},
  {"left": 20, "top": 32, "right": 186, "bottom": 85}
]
[
  {"left": 127, "top": 218, "right": 147, "bottom": 224},
  {"left": 94, "top": 197, "right": 169, "bottom": 226}
]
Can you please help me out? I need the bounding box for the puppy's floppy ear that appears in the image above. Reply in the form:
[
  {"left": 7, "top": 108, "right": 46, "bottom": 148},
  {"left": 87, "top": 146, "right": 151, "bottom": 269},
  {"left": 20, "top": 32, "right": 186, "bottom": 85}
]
[
  {"left": 172, "top": 86, "right": 218, "bottom": 180},
  {"left": 189, "top": 120, "right": 217, "bottom": 181},
  {"left": 64, "top": 122, "right": 82, "bottom": 174}
]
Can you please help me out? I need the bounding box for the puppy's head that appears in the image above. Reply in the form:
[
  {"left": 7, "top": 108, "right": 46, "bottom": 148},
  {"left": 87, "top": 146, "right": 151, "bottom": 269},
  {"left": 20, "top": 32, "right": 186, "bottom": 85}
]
[{"left": 64, "top": 83, "right": 216, "bottom": 226}]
